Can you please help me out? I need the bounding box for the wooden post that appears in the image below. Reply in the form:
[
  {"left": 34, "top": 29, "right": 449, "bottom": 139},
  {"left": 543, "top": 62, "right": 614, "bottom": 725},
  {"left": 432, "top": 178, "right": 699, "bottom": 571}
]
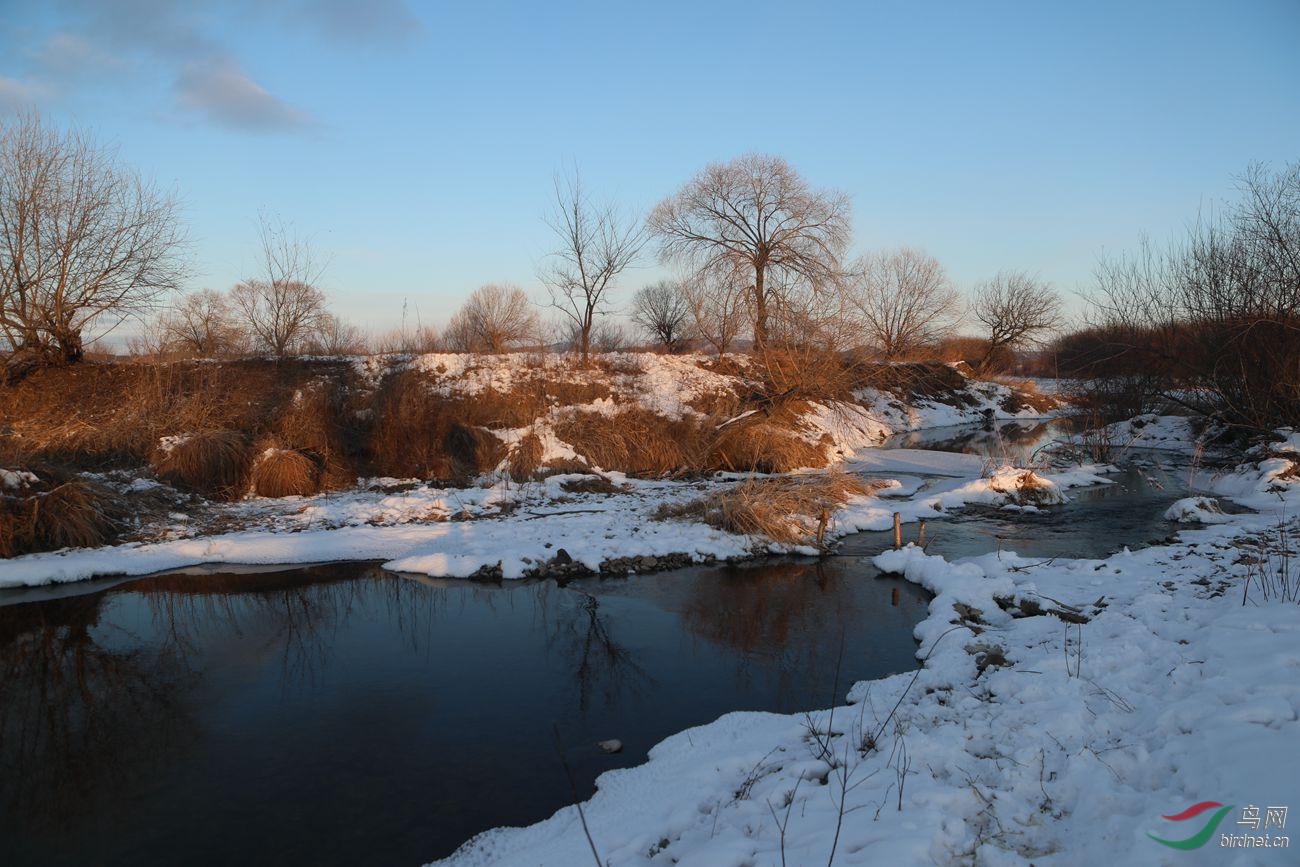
[
  {"left": 891, "top": 586, "right": 900, "bottom": 607},
  {"left": 918, "top": 520, "right": 926, "bottom": 547},
  {"left": 893, "top": 512, "right": 901, "bottom": 549}
]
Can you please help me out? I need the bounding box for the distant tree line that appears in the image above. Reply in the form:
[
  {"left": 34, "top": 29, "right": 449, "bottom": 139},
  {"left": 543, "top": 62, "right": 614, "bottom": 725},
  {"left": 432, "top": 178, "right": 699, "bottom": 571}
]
[{"left": 7, "top": 110, "right": 1295, "bottom": 430}]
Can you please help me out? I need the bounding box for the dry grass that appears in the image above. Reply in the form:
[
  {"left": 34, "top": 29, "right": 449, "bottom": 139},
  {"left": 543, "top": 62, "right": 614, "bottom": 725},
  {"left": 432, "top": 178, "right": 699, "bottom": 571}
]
[
  {"left": 272, "top": 380, "right": 357, "bottom": 489},
  {"left": 0, "top": 478, "right": 120, "bottom": 558},
  {"left": 657, "top": 473, "right": 883, "bottom": 546},
  {"left": 990, "top": 376, "right": 1057, "bottom": 414},
  {"left": 554, "top": 408, "right": 707, "bottom": 477},
  {"left": 251, "top": 448, "right": 323, "bottom": 498},
  {"left": 708, "top": 412, "right": 830, "bottom": 473},
  {"left": 444, "top": 422, "right": 506, "bottom": 483},
  {"left": 506, "top": 432, "right": 544, "bottom": 482},
  {"left": 560, "top": 475, "right": 625, "bottom": 495},
  {"left": 150, "top": 430, "right": 249, "bottom": 500}
]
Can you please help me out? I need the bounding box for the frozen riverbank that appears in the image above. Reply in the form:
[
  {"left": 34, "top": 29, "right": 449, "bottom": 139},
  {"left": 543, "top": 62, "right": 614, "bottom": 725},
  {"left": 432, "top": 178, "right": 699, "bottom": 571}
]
[{"left": 434, "top": 440, "right": 1300, "bottom": 866}]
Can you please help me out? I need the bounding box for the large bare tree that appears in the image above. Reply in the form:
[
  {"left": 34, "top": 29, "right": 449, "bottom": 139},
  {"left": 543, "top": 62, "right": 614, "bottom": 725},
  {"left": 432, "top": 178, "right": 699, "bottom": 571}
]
[
  {"left": 970, "top": 271, "right": 1064, "bottom": 372},
  {"left": 847, "top": 247, "right": 963, "bottom": 358},
  {"left": 444, "top": 283, "right": 539, "bottom": 353},
  {"left": 0, "top": 112, "right": 186, "bottom": 376},
  {"left": 648, "top": 154, "right": 851, "bottom": 351},
  {"left": 230, "top": 215, "right": 329, "bottom": 357},
  {"left": 540, "top": 171, "right": 645, "bottom": 363}
]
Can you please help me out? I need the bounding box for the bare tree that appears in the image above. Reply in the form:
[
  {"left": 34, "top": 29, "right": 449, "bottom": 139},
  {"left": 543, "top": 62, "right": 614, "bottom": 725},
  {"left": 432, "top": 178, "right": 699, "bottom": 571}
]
[
  {"left": 847, "top": 247, "right": 963, "bottom": 358},
  {"left": 0, "top": 112, "right": 186, "bottom": 377},
  {"left": 159, "top": 289, "right": 244, "bottom": 357},
  {"left": 540, "top": 170, "right": 645, "bottom": 363},
  {"left": 970, "top": 271, "right": 1064, "bottom": 371},
  {"left": 230, "top": 216, "right": 329, "bottom": 357},
  {"left": 302, "top": 314, "right": 365, "bottom": 356},
  {"left": 648, "top": 154, "right": 851, "bottom": 351},
  {"left": 444, "top": 283, "right": 539, "bottom": 353},
  {"left": 630, "top": 280, "right": 693, "bottom": 352}
]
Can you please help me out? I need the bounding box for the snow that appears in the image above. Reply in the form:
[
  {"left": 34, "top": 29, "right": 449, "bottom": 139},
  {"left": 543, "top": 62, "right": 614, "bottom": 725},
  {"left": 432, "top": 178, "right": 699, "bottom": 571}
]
[
  {"left": 10, "top": 358, "right": 1295, "bottom": 864},
  {"left": 432, "top": 443, "right": 1300, "bottom": 867},
  {"left": 1, "top": 468, "right": 38, "bottom": 489}
]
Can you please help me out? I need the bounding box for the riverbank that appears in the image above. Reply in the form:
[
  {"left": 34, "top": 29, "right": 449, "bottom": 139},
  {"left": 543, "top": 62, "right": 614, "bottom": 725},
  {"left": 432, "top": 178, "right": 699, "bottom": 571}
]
[
  {"left": 435, "top": 435, "right": 1300, "bottom": 866},
  {"left": 2, "top": 353, "right": 1060, "bottom": 584}
]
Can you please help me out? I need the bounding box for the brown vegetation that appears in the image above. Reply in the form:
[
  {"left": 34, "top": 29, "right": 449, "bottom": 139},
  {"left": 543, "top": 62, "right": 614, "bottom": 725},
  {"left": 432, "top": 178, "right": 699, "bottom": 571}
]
[
  {"left": 506, "top": 432, "right": 545, "bottom": 482},
  {"left": 1, "top": 477, "right": 120, "bottom": 558},
  {"left": 709, "top": 412, "right": 830, "bottom": 473},
  {"left": 657, "top": 473, "right": 883, "bottom": 546},
  {"left": 250, "top": 448, "right": 322, "bottom": 498},
  {"left": 553, "top": 408, "right": 706, "bottom": 477},
  {"left": 151, "top": 430, "right": 249, "bottom": 500}
]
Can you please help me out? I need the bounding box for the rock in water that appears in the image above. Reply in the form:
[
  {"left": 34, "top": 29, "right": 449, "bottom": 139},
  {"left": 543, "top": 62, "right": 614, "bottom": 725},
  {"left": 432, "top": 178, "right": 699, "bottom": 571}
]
[{"left": 597, "top": 739, "right": 623, "bottom": 754}]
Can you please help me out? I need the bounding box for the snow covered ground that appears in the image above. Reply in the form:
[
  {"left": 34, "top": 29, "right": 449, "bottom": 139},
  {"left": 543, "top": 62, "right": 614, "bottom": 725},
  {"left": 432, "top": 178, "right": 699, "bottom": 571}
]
[
  {"left": 0, "top": 361, "right": 1059, "bottom": 588},
  {"left": 432, "top": 436, "right": 1300, "bottom": 867}
]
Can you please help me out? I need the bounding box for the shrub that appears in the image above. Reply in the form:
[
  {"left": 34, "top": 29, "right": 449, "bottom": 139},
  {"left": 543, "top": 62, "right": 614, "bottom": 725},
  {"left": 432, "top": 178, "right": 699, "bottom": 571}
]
[{"left": 151, "top": 430, "right": 249, "bottom": 500}]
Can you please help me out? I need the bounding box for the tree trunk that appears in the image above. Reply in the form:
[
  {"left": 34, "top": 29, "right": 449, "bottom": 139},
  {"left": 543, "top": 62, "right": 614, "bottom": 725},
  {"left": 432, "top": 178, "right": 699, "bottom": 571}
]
[{"left": 752, "top": 266, "right": 768, "bottom": 352}]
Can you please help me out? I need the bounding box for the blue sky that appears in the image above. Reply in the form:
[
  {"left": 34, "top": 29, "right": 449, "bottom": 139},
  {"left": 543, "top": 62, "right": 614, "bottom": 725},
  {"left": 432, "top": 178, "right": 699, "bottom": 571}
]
[{"left": 2, "top": 0, "right": 1298, "bottom": 335}]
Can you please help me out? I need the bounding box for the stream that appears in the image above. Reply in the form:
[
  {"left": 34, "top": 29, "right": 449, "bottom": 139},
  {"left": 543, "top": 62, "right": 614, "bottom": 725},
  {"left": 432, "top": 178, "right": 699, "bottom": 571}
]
[{"left": 0, "top": 418, "right": 1204, "bottom": 866}]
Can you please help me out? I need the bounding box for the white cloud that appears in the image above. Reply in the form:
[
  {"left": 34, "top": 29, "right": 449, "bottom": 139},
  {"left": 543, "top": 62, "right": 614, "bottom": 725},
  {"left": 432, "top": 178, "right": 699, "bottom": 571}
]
[
  {"left": 176, "top": 59, "right": 315, "bottom": 132},
  {"left": 0, "top": 77, "right": 48, "bottom": 113}
]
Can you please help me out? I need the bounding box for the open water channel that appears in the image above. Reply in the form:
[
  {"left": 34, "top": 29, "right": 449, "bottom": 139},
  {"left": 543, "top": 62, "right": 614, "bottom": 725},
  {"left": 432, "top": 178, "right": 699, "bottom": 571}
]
[{"left": 0, "top": 419, "right": 1200, "bottom": 865}]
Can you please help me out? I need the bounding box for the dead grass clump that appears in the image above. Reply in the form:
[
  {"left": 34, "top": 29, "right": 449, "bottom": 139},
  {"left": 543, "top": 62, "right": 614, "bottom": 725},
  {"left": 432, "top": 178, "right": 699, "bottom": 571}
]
[
  {"left": 444, "top": 422, "right": 506, "bottom": 483},
  {"left": 151, "top": 430, "right": 249, "bottom": 500},
  {"left": 1, "top": 478, "right": 120, "bottom": 557},
  {"left": 657, "top": 473, "right": 882, "bottom": 546},
  {"left": 251, "top": 448, "right": 323, "bottom": 498},
  {"left": 506, "top": 432, "right": 545, "bottom": 482},
  {"left": 560, "top": 475, "right": 625, "bottom": 495},
  {"left": 708, "top": 415, "right": 830, "bottom": 473},
  {"left": 273, "top": 380, "right": 357, "bottom": 489},
  {"left": 554, "top": 409, "right": 705, "bottom": 477}
]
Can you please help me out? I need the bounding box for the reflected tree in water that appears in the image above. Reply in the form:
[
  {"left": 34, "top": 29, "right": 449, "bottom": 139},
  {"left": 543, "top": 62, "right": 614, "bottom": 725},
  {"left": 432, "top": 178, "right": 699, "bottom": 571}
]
[
  {"left": 534, "top": 583, "right": 654, "bottom": 713},
  {"left": 0, "top": 592, "right": 195, "bottom": 829},
  {"left": 675, "top": 561, "right": 866, "bottom": 706}
]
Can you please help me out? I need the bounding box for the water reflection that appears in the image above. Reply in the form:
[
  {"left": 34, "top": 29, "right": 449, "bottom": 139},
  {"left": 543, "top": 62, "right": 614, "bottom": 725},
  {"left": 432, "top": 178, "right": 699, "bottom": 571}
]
[
  {"left": 0, "top": 561, "right": 926, "bottom": 866},
  {"left": 883, "top": 419, "right": 1067, "bottom": 464},
  {"left": 0, "top": 592, "right": 195, "bottom": 832}
]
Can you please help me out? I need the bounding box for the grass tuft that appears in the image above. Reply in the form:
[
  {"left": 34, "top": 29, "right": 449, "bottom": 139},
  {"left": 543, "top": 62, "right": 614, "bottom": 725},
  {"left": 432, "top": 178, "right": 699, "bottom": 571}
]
[
  {"left": 658, "top": 473, "right": 884, "bottom": 546},
  {"left": 251, "top": 448, "right": 323, "bottom": 498},
  {"left": 507, "top": 432, "right": 545, "bottom": 482},
  {"left": 150, "top": 430, "right": 249, "bottom": 500},
  {"left": 1, "top": 477, "right": 120, "bottom": 557}
]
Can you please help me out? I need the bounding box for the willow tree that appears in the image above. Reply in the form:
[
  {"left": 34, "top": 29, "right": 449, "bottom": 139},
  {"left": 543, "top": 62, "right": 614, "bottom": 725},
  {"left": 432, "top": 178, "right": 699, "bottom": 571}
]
[
  {"left": 0, "top": 112, "right": 186, "bottom": 376},
  {"left": 648, "top": 154, "right": 851, "bottom": 351}
]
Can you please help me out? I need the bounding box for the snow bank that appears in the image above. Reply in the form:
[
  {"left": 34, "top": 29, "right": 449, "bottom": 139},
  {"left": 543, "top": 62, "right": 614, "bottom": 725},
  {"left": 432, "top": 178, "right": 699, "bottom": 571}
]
[{"left": 434, "top": 455, "right": 1300, "bottom": 866}]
